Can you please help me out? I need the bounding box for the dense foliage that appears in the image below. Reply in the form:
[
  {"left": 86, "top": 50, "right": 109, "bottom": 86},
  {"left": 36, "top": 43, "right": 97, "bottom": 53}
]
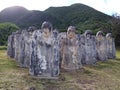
[
  {"left": 0, "top": 4, "right": 112, "bottom": 31},
  {"left": 45, "top": 4, "right": 112, "bottom": 32},
  {"left": 110, "top": 14, "right": 120, "bottom": 46},
  {"left": 0, "top": 23, "right": 19, "bottom": 45},
  {"left": 0, "top": 3, "right": 120, "bottom": 45}
]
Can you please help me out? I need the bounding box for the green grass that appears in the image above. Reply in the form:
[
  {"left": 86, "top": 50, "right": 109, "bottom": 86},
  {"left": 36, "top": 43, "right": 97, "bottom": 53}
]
[
  {"left": 0, "top": 46, "right": 7, "bottom": 50},
  {"left": 0, "top": 46, "right": 120, "bottom": 90}
]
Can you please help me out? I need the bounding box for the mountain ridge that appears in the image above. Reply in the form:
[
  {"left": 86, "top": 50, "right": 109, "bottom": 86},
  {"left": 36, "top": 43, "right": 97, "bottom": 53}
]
[{"left": 0, "top": 3, "right": 112, "bottom": 31}]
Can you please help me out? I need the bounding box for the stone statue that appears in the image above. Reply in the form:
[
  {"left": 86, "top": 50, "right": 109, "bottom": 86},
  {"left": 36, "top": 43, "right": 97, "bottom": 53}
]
[
  {"left": 61, "top": 26, "right": 82, "bottom": 70},
  {"left": 30, "top": 21, "right": 60, "bottom": 78},
  {"left": 83, "top": 30, "right": 97, "bottom": 64},
  {"left": 96, "top": 31, "right": 107, "bottom": 61},
  {"left": 76, "top": 34, "right": 83, "bottom": 66},
  {"left": 7, "top": 21, "right": 117, "bottom": 79},
  {"left": 58, "top": 32, "right": 67, "bottom": 69},
  {"left": 106, "top": 33, "right": 116, "bottom": 59},
  {"left": 29, "top": 29, "right": 38, "bottom": 75},
  {"left": 7, "top": 35, "right": 14, "bottom": 58},
  {"left": 18, "top": 30, "right": 27, "bottom": 67},
  {"left": 14, "top": 30, "right": 21, "bottom": 61},
  {"left": 7, "top": 32, "right": 16, "bottom": 58},
  {"left": 79, "top": 34, "right": 86, "bottom": 64},
  {"left": 7, "top": 35, "right": 12, "bottom": 57},
  {"left": 27, "top": 26, "right": 37, "bottom": 32},
  {"left": 24, "top": 27, "right": 35, "bottom": 68}
]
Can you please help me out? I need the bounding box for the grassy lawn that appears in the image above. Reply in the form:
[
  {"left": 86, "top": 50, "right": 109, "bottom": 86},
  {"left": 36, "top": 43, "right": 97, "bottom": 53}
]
[{"left": 0, "top": 46, "right": 120, "bottom": 90}]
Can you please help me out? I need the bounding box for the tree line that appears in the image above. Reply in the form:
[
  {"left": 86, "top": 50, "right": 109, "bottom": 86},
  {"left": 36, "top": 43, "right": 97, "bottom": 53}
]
[{"left": 0, "top": 14, "right": 120, "bottom": 46}]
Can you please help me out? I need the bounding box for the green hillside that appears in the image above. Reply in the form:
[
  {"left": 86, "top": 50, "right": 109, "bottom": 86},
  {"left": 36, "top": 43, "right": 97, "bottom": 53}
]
[
  {"left": 0, "top": 6, "right": 28, "bottom": 23},
  {"left": 0, "top": 6, "right": 62, "bottom": 29},
  {"left": 0, "top": 3, "right": 118, "bottom": 45},
  {"left": 0, "top": 3, "right": 112, "bottom": 31},
  {"left": 45, "top": 4, "right": 112, "bottom": 31}
]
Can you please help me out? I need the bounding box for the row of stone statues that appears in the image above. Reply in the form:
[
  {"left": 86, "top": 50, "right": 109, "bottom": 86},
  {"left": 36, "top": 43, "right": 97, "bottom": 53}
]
[{"left": 7, "top": 21, "right": 116, "bottom": 79}]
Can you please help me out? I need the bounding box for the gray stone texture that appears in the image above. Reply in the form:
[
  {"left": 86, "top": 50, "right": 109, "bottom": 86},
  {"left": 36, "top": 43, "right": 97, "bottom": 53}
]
[
  {"left": 106, "top": 33, "right": 116, "bottom": 59},
  {"left": 7, "top": 32, "right": 16, "bottom": 58},
  {"left": 96, "top": 31, "right": 107, "bottom": 61},
  {"left": 14, "top": 30, "right": 21, "bottom": 61},
  {"left": 7, "top": 21, "right": 116, "bottom": 79},
  {"left": 61, "top": 26, "right": 82, "bottom": 70},
  {"left": 83, "top": 30, "right": 97, "bottom": 65},
  {"left": 29, "top": 22, "right": 60, "bottom": 78}
]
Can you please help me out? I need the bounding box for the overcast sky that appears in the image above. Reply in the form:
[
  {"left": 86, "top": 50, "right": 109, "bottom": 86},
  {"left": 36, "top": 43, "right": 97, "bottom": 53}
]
[{"left": 0, "top": 0, "right": 120, "bottom": 15}]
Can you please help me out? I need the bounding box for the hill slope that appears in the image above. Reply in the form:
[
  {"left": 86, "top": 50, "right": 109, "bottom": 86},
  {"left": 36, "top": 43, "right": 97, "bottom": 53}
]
[
  {"left": 45, "top": 4, "right": 112, "bottom": 29},
  {"left": 0, "top": 6, "right": 61, "bottom": 29},
  {"left": 0, "top": 4, "right": 112, "bottom": 31},
  {"left": 0, "top": 6, "right": 28, "bottom": 23}
]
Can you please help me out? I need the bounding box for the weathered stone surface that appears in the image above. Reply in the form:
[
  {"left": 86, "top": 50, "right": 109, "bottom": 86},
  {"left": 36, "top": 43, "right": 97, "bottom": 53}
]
[
  {"left": 96, "top": 31, "right": 107, "bottom": 61},
  {"left": 14, "top": 30, "right": 21, "bottom": 61},
  {"left": 24, "top": 29, "right": 34, "bottom": 68},
  {"left": 106, "top": 33, "right": 116, "bottom": 59},
  {"left": 18, "top": 30, "right": 26, "bottom": 67},
  {"left": 7, "top": 21, "right": 116, "bottom": 79},
  {"left": 61, "top": 26, "right": 82, "bottom": 70},
  {"left": 79, "top": 34, "right": 86, "bottom": 64},
  {"left": 7, "top": 35, "right": 13, "bottom": 57},
  {"left": 58, "top": 32, "right": 67, "bottom": 69},
  {"left": 29, "top": 30, "right": 38, "bottom": 75},
  {"left": 76, "top": 34, "right": 83, "bottom": 66},
  {"left": 83, "top": 30, "right": 97, "bottom": 64},
  {"left": 7, "top": 32, "right": 16, "bottom": 58},
  {"left": 29, "top": 21, "right": 60, "bottom": 78}
]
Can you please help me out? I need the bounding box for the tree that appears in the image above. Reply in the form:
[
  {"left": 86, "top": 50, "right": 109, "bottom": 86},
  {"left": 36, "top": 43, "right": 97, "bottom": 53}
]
[
  {"left": 0, "top": 22, "right": 19, "bottom": 45},
  {"left": 110, "top": 14, "right": 120, "bottom": 46}
]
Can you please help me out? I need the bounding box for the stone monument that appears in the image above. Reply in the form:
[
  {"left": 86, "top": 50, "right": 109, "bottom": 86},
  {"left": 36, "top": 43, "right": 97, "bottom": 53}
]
[
  {"left": 106, "top": 33, "right": 116, "bottom": 59},
  {"left": 83, "top": 30, "right": 97, "bottom": 64},
  {"left": 7, "top": 21, "right": 117, "bottom": 79},
  {"left": 14, "top": 30, "right": 22, "bottom": 63},
  {"left": 29, "top": 21, "right": 60, "bottom": 79},
  {"left": 7, "top": 32, "right": 16, "bottom": 58},
  {"left": 96, "top": 31, "right": 107, "bottom": 61},
  {"left": 61, "top": 26, "right": 82, "bottom": 70}
]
